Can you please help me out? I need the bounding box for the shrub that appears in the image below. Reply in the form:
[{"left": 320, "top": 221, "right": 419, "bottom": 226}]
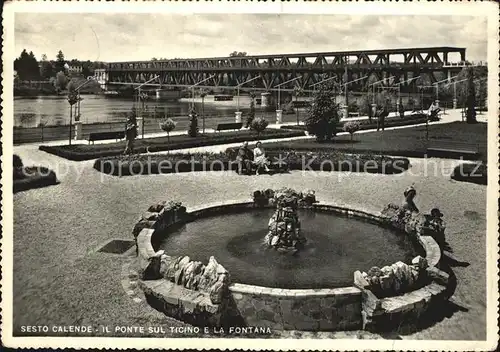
[
  {"left": 408, "top": 96, "right": 415, "bottom": 111},
  {"left": 188, "top": 110, "right": 199, "bottom": 137},
  {"left": 13, "top": 154, "right": 24, "bottom": 180},
  {"left": 250, "top": 117, "right": 269, "bottom": 137},
  {"left": 343, "top": 121, "right": 360, "bottom": 143},
  {"left": 159, "top": 118, "right": 176, "bottom": 142},
  {"left": 451, "top": 162, "right": 486, "bottom": 185},
  {"left": 304, "top": 81, "right": 340, "bottom": 142},
  {"left": 13, "top": 154, "right": 23, "bottom": 168},
  {"left": 13, "top": 166, "right": 58, "bottom": 193}
]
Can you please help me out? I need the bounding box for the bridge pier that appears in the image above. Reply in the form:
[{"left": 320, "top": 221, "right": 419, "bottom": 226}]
[
  {"left": 74, "top": 121, "right": 83, "bottom": 140},
  {"left": 261, "top": 92, "right": 271, "bottom": 108},
  {"left": 137, "top": 117, "right": 144, "bottom": 138},
  {"left": 276, "top": 110, "right": 283, "bottom": 124},
  {"left": 235, "top": 111, "right": 242, "bottom": 123}
]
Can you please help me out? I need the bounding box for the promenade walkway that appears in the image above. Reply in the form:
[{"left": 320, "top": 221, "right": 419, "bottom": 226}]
[{"left": 15, "top": 109, "right": 478, "bottom": 158}]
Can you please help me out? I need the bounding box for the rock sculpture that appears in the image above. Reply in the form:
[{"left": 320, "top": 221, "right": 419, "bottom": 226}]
[
  {"left": 354, "top": 255, "right": 429, "bottom": 298},
  {"left": 264, "top": 188, "right": 313, "bottom": 253},
  {"left": 155, "top": 254, "right": 230, "bottom": 304}
]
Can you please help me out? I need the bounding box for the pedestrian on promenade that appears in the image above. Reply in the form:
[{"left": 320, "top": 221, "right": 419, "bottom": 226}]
[
  {"left": 124, "top": 111, "right": 138, "bottom": 155},
  {"left": 376, "top": 103, "right": 389, "bottom": 131}
]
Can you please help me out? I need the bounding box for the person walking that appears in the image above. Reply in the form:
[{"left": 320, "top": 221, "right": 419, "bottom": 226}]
[
  {"left": 124, "top": 111, "right": 138, "bottom": 155},
  {"left": 376, "top": 103, "right": 388, "bottom": 131}
]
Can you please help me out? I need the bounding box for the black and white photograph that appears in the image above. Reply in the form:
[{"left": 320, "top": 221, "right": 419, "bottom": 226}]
[{"left": 2, "top": 2, "right": 499, "bottom": 350}]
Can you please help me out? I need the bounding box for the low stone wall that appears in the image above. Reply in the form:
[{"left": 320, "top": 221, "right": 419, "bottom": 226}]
[
  {"left": 134, "top": 196, "right": 451, "bottom": 332},
  {"left": 353, "top": 203, "right": 449, "bottom": 331},
  {"left": 229, "top": 284, "right": 362, "bottom": 331},
  {"left": 134, "top": 201, "right": 232, "bottom": 328}
]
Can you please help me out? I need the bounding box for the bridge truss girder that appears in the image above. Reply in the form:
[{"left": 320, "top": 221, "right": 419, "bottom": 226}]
[
  {"left": 108, "top": 67, "right": 461, "bottom": 93},
  {"left": 107, "top": 47, "right": 466, "bottom": 92}
]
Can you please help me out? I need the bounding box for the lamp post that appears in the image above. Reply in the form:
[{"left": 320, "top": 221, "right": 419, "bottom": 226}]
[
  {"left": 68, "top": 77, "right": 97, "bottom": 142},
  {"left": 274, "top": 76, "right": 302, "bottom": 124},
  {"left": 393, "top": 76, "right": 420, "bottom": 114},
  {"left": 368, "top": 76, "right": 395, "bottom": 105},
  {"left": 342, "top": 75, "right": 368, "bottom": 118},
  {"left": 432, "top": 75, "right": 459, "bottom": 109},
  {"left": 187, "top": 74, "right": 216, "bottom": 110},
  {"left": 235, "top": 76, "right": 262, "bottom": 122},
  {"left": 134, "top": 75, "right": 160, "bottom": 139}
]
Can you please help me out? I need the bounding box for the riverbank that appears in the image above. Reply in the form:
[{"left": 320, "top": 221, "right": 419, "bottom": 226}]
[{"left": 14, "top": 110, "right": 299, "bottom": 144}]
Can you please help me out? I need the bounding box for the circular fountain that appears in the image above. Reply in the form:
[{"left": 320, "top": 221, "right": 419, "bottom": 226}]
[{"left": 134, "top": 187, "right": 449, "bottom": 332}]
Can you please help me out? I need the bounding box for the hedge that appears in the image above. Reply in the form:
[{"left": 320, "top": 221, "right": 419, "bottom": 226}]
[
  {"left": 93, "top": 150, "right": 410, "bottom": 177},
  {"left": 451, "top": 163, "right": 487, "bottom": 185},
  {"left": 14, "top": 166, "right": 58, "bottom": 193},
  {"left": 39, "top": 129, "right": 306, "bottom": 161},
  {"left": 280, "top": 113, "right": 429, "bottom": 132}
]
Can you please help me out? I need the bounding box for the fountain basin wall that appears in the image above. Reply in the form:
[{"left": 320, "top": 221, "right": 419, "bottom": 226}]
[{"left": 134, "top": 199, "right": 449, "bottom": 332}]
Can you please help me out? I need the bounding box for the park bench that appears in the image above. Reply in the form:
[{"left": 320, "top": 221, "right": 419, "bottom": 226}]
[
  {"left": 348, "top": 112, "right": 360, "bottom": 118},
  {"left": 215, "top": 122, "right": 243, "bottom": 132},
  {"left": 426, "top": 140, "right": 480, "bottom": 159},
  {"left": 88, "top": 131, "right": 125, "bottom": 144}
]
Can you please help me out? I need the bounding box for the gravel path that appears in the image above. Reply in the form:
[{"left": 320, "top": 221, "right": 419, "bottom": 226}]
[{"left": 12, "top": 128, "right": 487, "bottom": 339}]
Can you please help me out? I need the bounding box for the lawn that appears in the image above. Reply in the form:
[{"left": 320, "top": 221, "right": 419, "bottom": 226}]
[
  {"left": 267, "top": 122, "right": 487, "bottom": 161},
  {"left": 38, "top": 129, "right": 305, "bottom": 161}
]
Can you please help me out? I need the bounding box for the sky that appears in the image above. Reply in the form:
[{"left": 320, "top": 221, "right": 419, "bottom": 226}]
[{"left": 14, "top": 13, "right": 488, "bottom": 63}]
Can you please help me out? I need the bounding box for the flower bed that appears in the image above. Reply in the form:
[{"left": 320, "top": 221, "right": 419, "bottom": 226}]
[
  {"left": 94, "top": 150, "right": 410, "bottom": 176},
  {"left": 39, "top": 129, "right": 305, "bottom": 161},
  {"left": 451, "top": 162, "right": 487, "bottom": 185}
]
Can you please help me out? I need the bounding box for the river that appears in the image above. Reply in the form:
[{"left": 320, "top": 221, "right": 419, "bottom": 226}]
[{"left": 13, "top": 94, "right": 264, "bottom": 128}]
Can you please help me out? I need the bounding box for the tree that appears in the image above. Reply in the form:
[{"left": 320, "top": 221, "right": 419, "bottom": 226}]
[
  {"left": 246, "top": 91, "right": 256, "bottom": 128},
  {"left": 304, "top": 81, "right": 340, "bottom": 142},
  {"left": 14, "top": 49, "right": 40, "bottom": 81},
  {"left": 250, "top": 117, "right": 269, "bottom": 137},
  {"left": 229, "top": 51, "right": 247, "bottom": 57},
  {"left": 40, "top": 54, "right": 55, "bottom": 79},
  {"left": 55, "top": 50, "right": 66, "bottom": 73},
  {"left": 188, "top": 109, "right": 199, "bottom": 137},
  {"left": 466, "top": 67, "right": 477, "bottom": 124},
  {"left": 159, "top": 117, "right": 176, "bottom": 142},
  {"left": 82, "top": 60, "right": 93, "bottom": 78},
  {"left": 54, "top": 71, "right": 68, "bottom": 92},
  {"left": 343, "top": 121, "right": 360, "bottom": 152}
]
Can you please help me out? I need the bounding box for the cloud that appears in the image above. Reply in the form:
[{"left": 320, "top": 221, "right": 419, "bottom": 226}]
[{"left": 14, "top": 13, "right": 487, "bottom": 62}]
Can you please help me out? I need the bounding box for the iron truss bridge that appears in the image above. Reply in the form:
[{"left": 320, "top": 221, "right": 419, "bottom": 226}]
[{"left": 105, "top": 46, "right": 467, "bottom": 92}]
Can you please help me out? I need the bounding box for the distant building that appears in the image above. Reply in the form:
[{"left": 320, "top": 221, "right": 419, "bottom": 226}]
[{"left": 67, "top": 65, "right": 83, "bottom": 74}]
